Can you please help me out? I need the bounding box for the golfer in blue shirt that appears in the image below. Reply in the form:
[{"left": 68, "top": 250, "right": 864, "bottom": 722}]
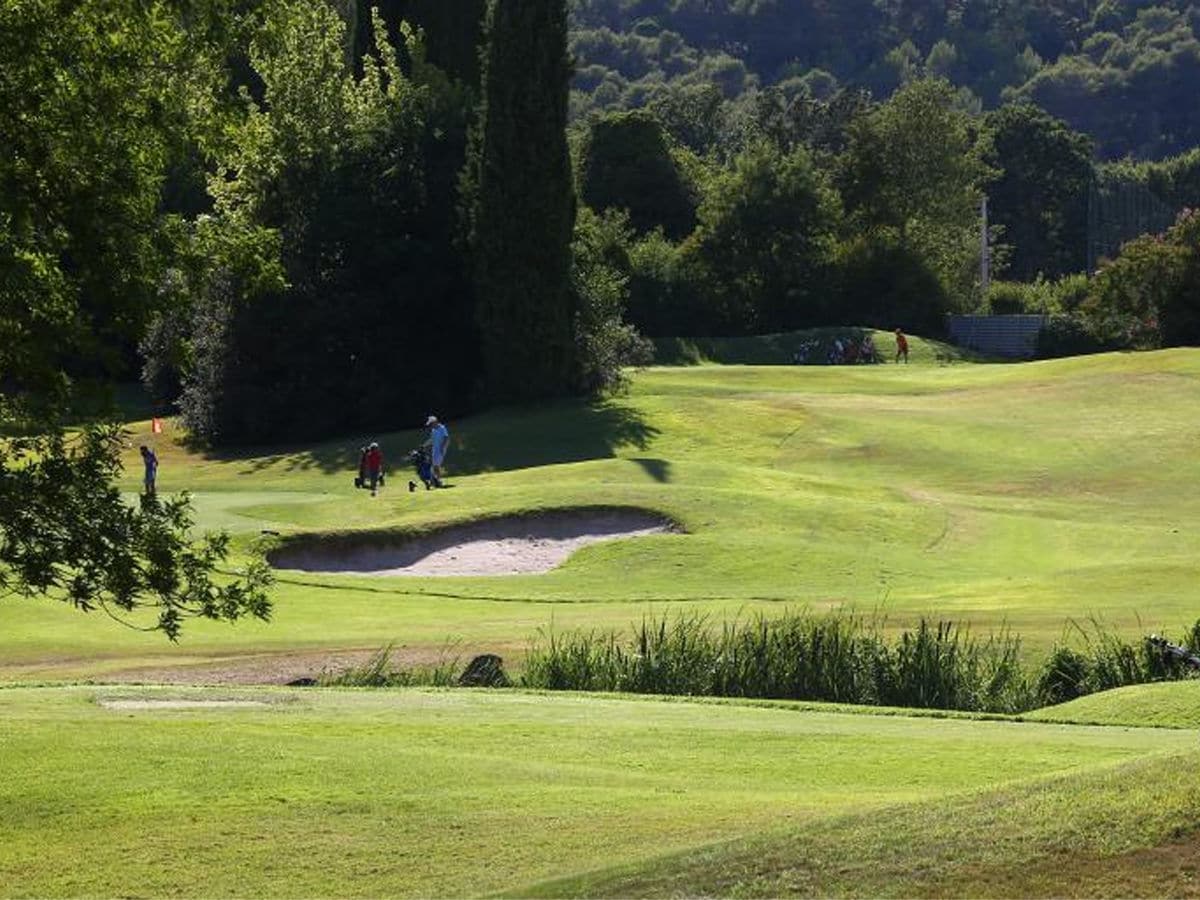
[{"left": 426, "top": 415, "right": 450, "bottom": 485}]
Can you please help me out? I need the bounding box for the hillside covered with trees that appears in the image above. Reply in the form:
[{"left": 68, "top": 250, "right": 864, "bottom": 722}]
[{"left": 569, "top": 0, "right": 1200, "bottom": 161}]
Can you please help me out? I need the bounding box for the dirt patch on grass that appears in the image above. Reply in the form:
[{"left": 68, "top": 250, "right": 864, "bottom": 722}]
[
  {"left": 268, "top": 508, "right": 680, "bottom": 577},
  {"left": 937, "top": 830, "right": 1200, "bottom": 897},
  {"left": 98, "top": 699, "right": 271, "bottom": 710},
  {"left": 105, "top": 646, "right": 485, "bottom": 686}
]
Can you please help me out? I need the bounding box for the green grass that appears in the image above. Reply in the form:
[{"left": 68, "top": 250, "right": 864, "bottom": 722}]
[
  {"left": 1028, "top": 680, "right": 1200, "bottom": 728},
  {"left": 7, "top": 346, "right": 1200, "bottom": 896},
  {"left": 5, "top": 347, "right": 1200, "bottom": 680},
  {"left": 0, "top": 685, "right": 1194, "bottom": 898},
  {"left": 519, "top": 744, "right": 1200, "bottom": 898}
]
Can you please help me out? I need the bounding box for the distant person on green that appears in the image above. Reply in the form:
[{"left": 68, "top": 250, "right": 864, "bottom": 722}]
[
  {"left": 426, "top": 415, "right": 449, "bottom": 484},
  {"left": 139, "top": 445, "right": 158, "bottom": 496},
  {"left": 894, "top": 328, "right": 909, "bottom": 364}
]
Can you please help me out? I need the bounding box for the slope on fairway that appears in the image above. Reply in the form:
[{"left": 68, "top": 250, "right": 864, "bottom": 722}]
[
  {"left": 4, "top": 349, "right": 1200, "bottom": 681},
  {"left": 520, "top": 744, "right": 1200, "bottom": 899},
  {"left": 0, "top": 686, "right": 1193, "bottom": 898},
  {"left": 1027, "top": 679, "right": 1200, "bottom": 729}
]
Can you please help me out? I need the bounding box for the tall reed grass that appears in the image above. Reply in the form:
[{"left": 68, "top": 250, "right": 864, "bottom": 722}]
[
  {"left": 319, "top": 644, "right": 461, "bottom": 688},
  {"left": 521, "top": 611, "right": 1199, "bottom": 713},
  {"left": 1036, "top": 618, "right": 1200, "bottom": 705}
]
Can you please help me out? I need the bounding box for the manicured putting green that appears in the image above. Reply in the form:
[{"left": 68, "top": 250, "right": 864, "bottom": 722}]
[{"left": 0, "top": 686, "right": 1192, "bottom": 898}]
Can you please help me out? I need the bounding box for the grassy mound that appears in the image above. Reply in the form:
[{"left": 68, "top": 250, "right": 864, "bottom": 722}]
[
  {"left": 518, "top": 746, "right": 1200, "bottom": 898},
  {"left": 1027, "top": 680, "right": 1200, "bottom": 729}
]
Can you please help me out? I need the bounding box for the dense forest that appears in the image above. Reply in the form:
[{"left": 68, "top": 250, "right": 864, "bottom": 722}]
[{"left": 568, "top": 0, "right": 1200, "bottom": 161}]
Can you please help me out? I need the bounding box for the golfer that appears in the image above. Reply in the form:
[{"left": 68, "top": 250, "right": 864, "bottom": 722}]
[
  {"left": 895, "top": 328, "right": 909, "bottom": 364},
  {"left": 364, "top": 442, "right": 384, "bottom": 496},
  {"left": 426, "top": 415, "right": 449, "bottom": 484},
  {"left": 139, "top": 445, "right": 158, "bottom": 496}
]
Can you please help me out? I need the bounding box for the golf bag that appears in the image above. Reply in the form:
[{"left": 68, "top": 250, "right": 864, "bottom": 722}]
[
  {"left": 407, "top": 447, "right": 439, "bottom": 490},
  {"left": 1148, "top": 635, "right": 1200, "bottom": 670},
  {"left": 354, "top": 446, "right": 367, "bottom": 489}
]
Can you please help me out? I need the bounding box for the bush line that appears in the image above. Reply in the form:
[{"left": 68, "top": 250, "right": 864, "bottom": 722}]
[
  {"left": 520, "top": 611, "right": 1200, "bottom": 713},
  {"left": 322, "top": 612, "right": 1200, "bottom": 713}
]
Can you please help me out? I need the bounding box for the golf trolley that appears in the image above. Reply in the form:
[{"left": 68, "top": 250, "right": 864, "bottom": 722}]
[
  {"left": 1148, "top": 635, "right": 1200, "bottom": 671},
  {"left": 407, "top": 446, "right": 441, "bottom": 491}
]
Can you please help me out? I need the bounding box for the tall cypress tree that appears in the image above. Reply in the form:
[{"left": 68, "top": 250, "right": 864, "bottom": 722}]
[{"left": 467, "top": 0, "right": 576, "bottom": 402}]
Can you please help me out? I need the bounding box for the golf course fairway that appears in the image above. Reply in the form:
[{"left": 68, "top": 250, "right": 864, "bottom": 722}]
[
  {"left": 3, "top": 344, "right": 1200, "bottom": 681},
  {"left": 1, "top": 685, "right": 1197, "bottom": 897},
  {"left": 4, "top": 342, "right": 1200, "bottom": 896}
]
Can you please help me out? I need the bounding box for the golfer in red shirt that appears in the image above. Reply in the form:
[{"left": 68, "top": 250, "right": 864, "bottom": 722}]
[{"left": 365, "top": 442, "right": 384, "bottom": 496}]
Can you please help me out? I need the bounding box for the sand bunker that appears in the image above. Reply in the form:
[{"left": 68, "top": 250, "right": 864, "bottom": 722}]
[
  {"left": 98, "top": 699, "right": 270, "bottom": 710},
  {"left": 269, "top": 508, "right": 677, "bottom": 577}
]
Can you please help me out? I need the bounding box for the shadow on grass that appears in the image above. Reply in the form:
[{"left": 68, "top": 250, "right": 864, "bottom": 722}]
[
  {"left": 655, "top": 327, "right": 982, "bottom": 366},
  {"left": 450, "top": 399, "right": 660, "bottom": 475},
  {"left": 195, "top": 398, "right": 660, "bottom": 478},
  {"left": 631, "top": 458, "right": 673, "bottom": 483}
]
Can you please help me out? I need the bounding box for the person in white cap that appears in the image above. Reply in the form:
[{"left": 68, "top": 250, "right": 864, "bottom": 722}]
[{"left": 425, "top": 415, "right": 450, "bottom": 485}]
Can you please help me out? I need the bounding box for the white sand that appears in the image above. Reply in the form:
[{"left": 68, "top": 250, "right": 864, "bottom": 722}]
[{"left": 270, "top": 510, "right": 676, "bottom": 577}]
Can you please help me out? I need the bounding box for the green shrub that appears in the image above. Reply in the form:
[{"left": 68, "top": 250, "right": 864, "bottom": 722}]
[
  {"left": 1036, "top": 645, "right": 1091, "bottom": 706},
  {"left": 522, "top": 613, "right": 1200, "bottom": 712},
  {"left": 1035, "top": 314, "right": 1112, "bottom": 358},
  {"left": 987, "top": 275, "right": 1090, "bottom": 318},
  {"left": 523, "top": 611, "right": 1033, "bottom": 713},
  {"left": 985, "top": 281, "right": 1031, "bottom": 314}
]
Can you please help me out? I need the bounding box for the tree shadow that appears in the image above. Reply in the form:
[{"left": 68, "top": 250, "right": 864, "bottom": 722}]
[
  {"left": 630, "top": 457, "right": 673, "bottom": 483},
  {"left": 448, "top": 399, "right": 660, "bottom": 475},
  {"left": 656, "top": 327, "right": 891, "bottom": 366},
  {"left": 195, "top": 398, "right": 660, "bottom": 478}
]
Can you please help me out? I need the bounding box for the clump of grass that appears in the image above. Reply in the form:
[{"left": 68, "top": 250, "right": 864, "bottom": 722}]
[
  {"left": 523, "top": 612, "right": 1200, "bottom": 713},
  {"left": 522, "top": 611, "right": 1034, "bottom": 713},
  {"left": 319, "top": 643, "right": 461, "bottom": 688},
  {"left": 1035, "top": 618, "right": 1200, "bottom": 706}
]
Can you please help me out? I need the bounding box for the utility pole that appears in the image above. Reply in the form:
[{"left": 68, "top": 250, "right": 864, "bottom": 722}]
[{"left": 980, "top": 195, "right": 991, "bottom": 297}]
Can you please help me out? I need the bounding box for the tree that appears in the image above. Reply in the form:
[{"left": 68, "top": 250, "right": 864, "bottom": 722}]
[
  {"left": 840, "top": 79, "right": 989, "bottom": 307},
  {"left": 571, "top": 209, "right": 653, "bottom": 394},
  {"left": 0, "top": 0, "right": 273, "bottom": 638},
  {"left": 169, "top": 3, "right": 482, "bottom": 444},
  {"left": 0, "top": 428, "right": 272, "bottom": 641},
  {"left": 983, "top": 103, "right": 1094, "bottom": 279},
  {"left": 1085, "top": 209, "right": 1200, "bottom": 347},
  {"left": 685, "top": 141, "right": 841, "bottom": 333},
  {"left": 578, "top": 110, "right": 696, "bottom": 240},
  {"left": 648, "top": 82, "right": 726, "bottom": 155},
  {"left": 349, "top": 0, "right": 487, "bottom": 88},
  {"left": 0, "top": 1, "right": 183, "bottom": 401},
  {"left": 467, "top": 0, "right": 577, "bottom": 402}
]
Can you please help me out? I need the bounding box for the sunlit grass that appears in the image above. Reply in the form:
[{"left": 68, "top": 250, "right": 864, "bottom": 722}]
[
  {"left": 5, "top": 346, "right": 1200, "bottom": 680},
  {"left": 0, "top": 685, "right": 1193, "bottom": 898}
]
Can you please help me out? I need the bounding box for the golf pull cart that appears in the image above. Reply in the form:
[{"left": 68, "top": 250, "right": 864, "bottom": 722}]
[{"left": 1148, "top": 635, "right": 1200, "bottom": 671}]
